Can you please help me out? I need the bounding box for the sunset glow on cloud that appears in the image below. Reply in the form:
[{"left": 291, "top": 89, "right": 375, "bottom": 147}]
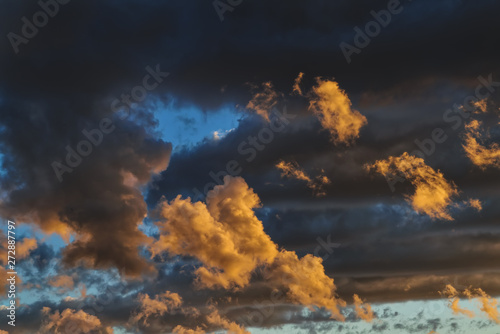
[
  {"left": 367, "top": 152, "right": 468, "bottom": 220},
  {"left": 309, "top": 79, "right": 367, "bottom": 145}
]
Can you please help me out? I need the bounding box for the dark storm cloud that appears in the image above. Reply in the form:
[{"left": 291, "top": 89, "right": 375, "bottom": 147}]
[
  {"left": 2, "top": 0, "right": 500, "bottom": 110},
  {"left": 0, "top": 1, "right": 174, "bottom": 276}
]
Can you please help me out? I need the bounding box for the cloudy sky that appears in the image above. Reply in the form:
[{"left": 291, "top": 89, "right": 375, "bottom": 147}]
[{"left": 1, "top": 0, "right": 500, "bottom": 333}]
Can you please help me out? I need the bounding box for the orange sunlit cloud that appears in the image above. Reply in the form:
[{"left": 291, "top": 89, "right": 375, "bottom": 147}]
[
  {"left": 246, "top": 81, "right": 281, "bottom": 121},
  {"left": 353, "top": 294, "right": 375, "bottom": 322},
  {"left": 464, "top": 287, "right": 500, "bottom": 324},
  {"left": 440, "top": 285, "right": 474, "bottom": 318},
  {"left": 309, "top": 79, "right": 367, "bottom": 145},
  {"left": 463, "top": 119, "right": 500, "bottom": 169},
  {"left": 150, "top": 176, "right": 348, "bottom": 320},
  {"left": 292, "top": 72, "right": 305, "bottom": 96},
  {"left": 366, "top": 152, "right": 479, "bottom": 220},
  {"left": 276, "top": 160, "right": 331, "bottom": 197},
  {"left": 129, "top": 291, "right": 184, "bottom": 327},
  {"left": 39, "top": 307, "right": 114, "bottom": 334}
]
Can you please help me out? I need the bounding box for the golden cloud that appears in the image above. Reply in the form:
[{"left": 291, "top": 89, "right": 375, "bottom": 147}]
[
  {"left": 150, "top": 176, "right": 278, "bottom": 289},
  {"left": 464, "top": 287, "right": 500, "bottom": 324},
  {"left": 150, "top": 176, "right": 347, "bottom": 319},
  {"left": 246, "top": 82, "right": 280, "bottom": 121},
  {"left": 440, "top": 285, "right": 474, "bottom": 318},
  {"left": 206, "top": 308, "right": 250, "bottom": 334},
  {"left": 353, "top": 294, "right": 374, "bottom": 322},
  {"left": 129, "top": 291, "right": 184, "bottom": 327},
  {"left": 463, "top": 119, "right": 500, "bottom": 169},
  {"left": 266, "top": 250, "right": 346, "bottom": 320},
  {"left": 293, "top": 72, "right": 305, "bottom": 96},
  {"left": 39, "top": 307, "right": 114, "bottom": 334},
  {"left": 276, "top": 160, "right": 331, "bottom": 197},
  {"left": 367, "top": 152, "right": 460, "bottom": 220},
  {"left": 173, "top": 325, "right": 206, "bottom": 334},
  {"left": 309, "top": 79, "right": 367, "bottom": 145}
]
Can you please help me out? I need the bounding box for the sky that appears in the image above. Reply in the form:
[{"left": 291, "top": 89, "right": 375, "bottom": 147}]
[{"left": 1, "top": 0, "right": 500, "bottom": 333}]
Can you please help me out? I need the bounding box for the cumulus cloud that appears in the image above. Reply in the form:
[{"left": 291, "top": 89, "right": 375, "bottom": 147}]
[
  {"left": 151, "top": 176, "right": 346, "bottom": 318},
  {"left": 129, "top": 291, "right": 184, "bottom": 327},
  {"left": 367, "top": 152, "right": 461, "bottom": 220},
  {"left": 353, "top": 294, "right": 374, "bottom": 322},
  {"left": 276, "top": 160, "right": 331, "bottom": 197},
  {"left": 39, "top": 307, "right": 114, "bottom": 334},
  {"left": 151, "top": 176, "right": 278, "bottom": 289},
  {"left": 463, "top": 119, "right": 500, "bottom": 169},
  {"left": 246, "top": 82, "right": 281, "bottom": 121},
  {"left": 308, "top": 79, "right": 367, "bottom": 145}
]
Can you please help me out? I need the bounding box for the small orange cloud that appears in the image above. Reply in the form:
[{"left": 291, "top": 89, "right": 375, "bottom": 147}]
[
  {"left": 276, "top": 160, "right": 331, "bottom": 197},
  {"left": 276, "top": 160, "right": 312, "bottom": 182},
  {"left": 173, "top": 325, "right": 206, "bottom": 334},
  {"left": 309, "top": 79, "right": 367, "bottom": 145},
  {"left": 464, "top": 198, "right": 482, "bottom": 211},
  {"left": 463, "top": 287, "right": 500, "bottom": 324},
  {"left": 473, "top": 99, "right": 488, "bottom": 113},
  {"left": 246, "top": 82, "right": 280, "bottom": 121},
  {"left": 367, "top": 152, "right": 460, "bottom": 220},
  {"left": 463, "top": 119, "right": 500, "bottom": 169},
  {"left": 440, "top": 285, "right": 474, "bottom": 318},
  {"left": 293, "top": 72, "right": 305, "bottom": 95},
  {"left": 129, "top": 291, "right": 183, "bottom": 326},
  {"left": 353, "top": 294, "right": 375, "bottom": 322}
]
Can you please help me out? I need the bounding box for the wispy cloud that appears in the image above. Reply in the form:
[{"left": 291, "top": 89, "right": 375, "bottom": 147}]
[
  {"left": 463, "top": 119, "right": 500, "bottom": 169},
  {"left": 276, "top": 160, "right": 331, "bottom": 196}
]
